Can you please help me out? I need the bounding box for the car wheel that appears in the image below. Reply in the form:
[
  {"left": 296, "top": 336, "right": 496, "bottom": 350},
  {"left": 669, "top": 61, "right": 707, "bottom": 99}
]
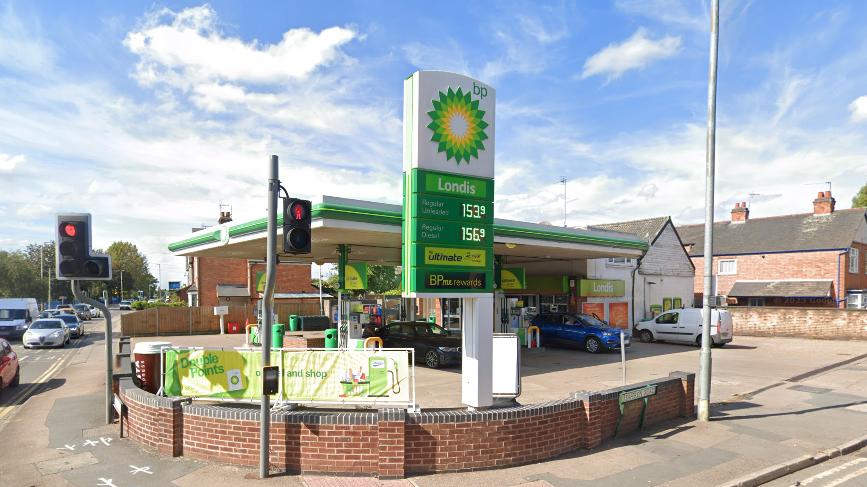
[
  {"left": 10, "top": 366, "right": 20, "bottom": 387},
  {"left": 712, "top": 341, "right": 725, "bottom": 348},
  {"left": 584, "top": 336, "right": 602, "bottom": 354},
  {"left": 23, "top": 344, "right": 29, "bottom": 349},
  {"left": 424, "top": 349, "right": 441, "bottom": 369},
  {"left": 639, "top": 330, "right": 654, "bottom": 343}
]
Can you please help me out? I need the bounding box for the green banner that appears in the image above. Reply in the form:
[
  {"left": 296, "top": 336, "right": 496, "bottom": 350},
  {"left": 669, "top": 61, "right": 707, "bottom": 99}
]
[
  {"left": 578, "top": 279, "right": 626, "bottom": 297},
  {"left": 412, "top": 244, "right": 491, "bottom": 268},
  {"left": 500, "top": 267, "right": 525, "bottom": 290},
  {"left": 412, "top": 169, "right": 494, "bottom": 201},
  {"left": 165, "top": 349, "right": 410, "bottom": 403},
  {"left": 410, "top": 218, "right": 494, "bottom": 246},
  {"left": 344, "top": 262, "right": 368, "bottom": 290}
]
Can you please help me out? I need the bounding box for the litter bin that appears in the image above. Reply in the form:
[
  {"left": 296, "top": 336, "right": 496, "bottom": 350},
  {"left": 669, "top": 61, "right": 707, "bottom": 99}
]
[
  {"left": 133, "top": 341, "right": 172, "bottom": 394},
  {"left": 513, "top": 328, "right": 526, "bottom": 347},
  {"left": 273, "top": 323, "right": 285, "bottom": 348},
  {"left": 325, "top": 328, "right": 338, "bottom": 349},
  {"left": 289, "top": 315, "right": 299, "bottom": 331}
]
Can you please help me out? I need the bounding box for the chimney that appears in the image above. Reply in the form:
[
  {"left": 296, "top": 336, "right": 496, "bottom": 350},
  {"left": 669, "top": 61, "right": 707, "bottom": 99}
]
[
  {"left": 731, "top": 201, "right": 749, "bottom": 223},
  {"left": 813, "top": 191, "right": 835, "bottom": 215},
  {"left": 218, "top": 211, "right": 233, "bottom": 224}
]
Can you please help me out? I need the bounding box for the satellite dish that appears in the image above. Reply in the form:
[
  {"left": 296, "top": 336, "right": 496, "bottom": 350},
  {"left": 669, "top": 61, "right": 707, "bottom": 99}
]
[{"left": 538, "top": 221, "right": 553, "bottom": 225}]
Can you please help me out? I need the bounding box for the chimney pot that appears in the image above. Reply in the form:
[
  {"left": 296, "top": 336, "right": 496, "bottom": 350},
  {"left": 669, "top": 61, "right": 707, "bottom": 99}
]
[
  {"left": 742, "top": 202, "right": 747, "bottom": 207},
  {"left": 818, "top": 191, "right": 824, "bottom": 199},
  {"left": 735, "top": 202, "right": 740, "bottom": 208}
]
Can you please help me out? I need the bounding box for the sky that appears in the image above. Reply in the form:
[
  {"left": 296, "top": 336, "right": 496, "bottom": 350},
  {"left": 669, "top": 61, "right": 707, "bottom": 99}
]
[{"left": 2, "top": 0, "right": 867, "bottom": 287}]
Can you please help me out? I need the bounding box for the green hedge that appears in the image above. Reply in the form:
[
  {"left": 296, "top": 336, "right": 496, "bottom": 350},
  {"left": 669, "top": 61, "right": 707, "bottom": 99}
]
[{"left": 130, "top": 301, "right": 188, "bottom": 310}]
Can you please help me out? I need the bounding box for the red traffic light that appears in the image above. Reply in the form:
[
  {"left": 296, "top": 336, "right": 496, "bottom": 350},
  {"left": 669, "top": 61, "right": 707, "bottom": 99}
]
[
  {"left": 60, "top": 222, "right": 78, "bottom": 238},
  {"left": 288, "top": 201, "right": 309, "bottom": 222}
]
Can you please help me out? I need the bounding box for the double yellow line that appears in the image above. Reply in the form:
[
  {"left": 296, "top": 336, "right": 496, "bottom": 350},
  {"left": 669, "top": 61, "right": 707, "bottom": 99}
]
[{"left": 0, "top": 336, "right": 86, "bottom": 422}]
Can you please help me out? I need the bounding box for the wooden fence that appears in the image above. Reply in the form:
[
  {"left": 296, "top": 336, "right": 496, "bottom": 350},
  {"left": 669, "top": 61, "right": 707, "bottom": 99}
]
[{"left": 120, "top": 303, "right": 323, "bottom": 337}]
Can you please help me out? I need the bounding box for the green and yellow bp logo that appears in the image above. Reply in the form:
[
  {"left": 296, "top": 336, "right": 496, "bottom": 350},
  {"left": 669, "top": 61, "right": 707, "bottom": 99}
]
[{"left": 427, "top": 86, "right": 489, "bottom": 164}]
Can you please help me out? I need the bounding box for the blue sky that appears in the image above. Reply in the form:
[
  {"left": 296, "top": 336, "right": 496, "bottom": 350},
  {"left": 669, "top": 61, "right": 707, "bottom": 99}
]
[{"left": 2, "top": 0, "right": 867, "bottom": 285}]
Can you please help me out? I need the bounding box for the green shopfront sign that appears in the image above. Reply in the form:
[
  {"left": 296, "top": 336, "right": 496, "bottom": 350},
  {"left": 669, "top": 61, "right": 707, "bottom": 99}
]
[
  {"left": 500, "top": 267, "right": 525, "bottom": 290},
  {"left": 403, "top": 71, "right": 496, "bottom": 295},
  {"left": 579, "top": 279, "right": 626, "bottom": 297}
]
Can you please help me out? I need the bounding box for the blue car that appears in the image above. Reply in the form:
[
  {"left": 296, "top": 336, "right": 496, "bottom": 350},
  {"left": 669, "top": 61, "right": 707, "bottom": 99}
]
[{"left": 529, "top": 312, "right": 631, "bottom": 353}]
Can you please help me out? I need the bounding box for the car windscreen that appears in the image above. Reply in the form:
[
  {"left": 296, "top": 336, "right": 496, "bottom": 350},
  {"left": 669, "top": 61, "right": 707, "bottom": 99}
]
[
  {"left": 30, "top": 320, "right": 62, "bottom": 329},
  {"left": 74, "top": 305, "right": 87, "bottom": 310},
  {"left": 576, "top": 314, "right": 606, "bottom": 327},
  {"left": 57, "top": 315, "right": 78, "bottom": 324},
  {"left": 0, "top": 309, "right": 27, "bottom": 320}
]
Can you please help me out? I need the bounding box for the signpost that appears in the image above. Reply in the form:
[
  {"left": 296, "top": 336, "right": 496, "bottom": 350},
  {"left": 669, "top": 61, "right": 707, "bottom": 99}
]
[{"left": 402, "top": 70, "right": 496, "bottom": 408}]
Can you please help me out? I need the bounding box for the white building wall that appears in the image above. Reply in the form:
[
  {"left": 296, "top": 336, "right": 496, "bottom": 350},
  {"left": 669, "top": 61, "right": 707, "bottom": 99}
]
[
  {"left": 638, "top": 223, "right": 695, "bottom": 277},
  {"left": 635, "top": 274, "right": 695, "bottom": 321}
]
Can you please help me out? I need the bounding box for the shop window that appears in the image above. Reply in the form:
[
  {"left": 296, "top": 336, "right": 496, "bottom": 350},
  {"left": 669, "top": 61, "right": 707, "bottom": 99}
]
[
  {"left": 850, "top": 248, "right": 859, "bottom": 274},
  {"left": 718, "top": 259, "right": 737, "bottom": 275},
  {"left": 748, "top": 298, "right": 764, "bottom": 307},
  {"left": 440, "top": 298, "right": 461, "bottom": 330},
  {"left": 606, "top": 257, "right": 634, "bottom": 266}
]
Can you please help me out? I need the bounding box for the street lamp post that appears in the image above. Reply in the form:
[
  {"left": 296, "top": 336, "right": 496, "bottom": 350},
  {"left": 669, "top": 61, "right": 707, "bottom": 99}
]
[{"left": 157, "top": 263, "right": 162, "bottom": 300}]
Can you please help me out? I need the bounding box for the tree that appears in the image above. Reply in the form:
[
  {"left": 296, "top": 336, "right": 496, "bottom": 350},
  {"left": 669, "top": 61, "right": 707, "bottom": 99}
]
[
  {"left": 853, "top": 181, "right": 867, "bottom": 208},
  {"left": 366, "top": 265, "right": 400, "bottom": 294},
  {"left": 104, "top": 242, "right": 155, "bottom": 300}
]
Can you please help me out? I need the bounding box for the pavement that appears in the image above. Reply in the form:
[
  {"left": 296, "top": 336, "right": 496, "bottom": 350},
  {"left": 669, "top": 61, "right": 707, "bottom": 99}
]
[{"left": 1, "top": 312, "right": 867, "bottom": 486}]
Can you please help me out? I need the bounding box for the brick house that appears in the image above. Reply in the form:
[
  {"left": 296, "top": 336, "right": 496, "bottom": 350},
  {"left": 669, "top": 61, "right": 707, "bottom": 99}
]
[
  {"left": 185, "top": 212, "right": 317, "bottom": 307},
  {"left": 676, "top": 192, "right": 867, "bottom": 308}
]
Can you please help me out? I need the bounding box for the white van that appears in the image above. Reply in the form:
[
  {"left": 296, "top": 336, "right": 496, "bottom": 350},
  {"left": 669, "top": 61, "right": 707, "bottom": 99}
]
[
  {"left": 635, "top": 308, "right": 733, "bottom": 347},
  {"left": 0, "top": 298, "right": 40, "bottom": 339}
]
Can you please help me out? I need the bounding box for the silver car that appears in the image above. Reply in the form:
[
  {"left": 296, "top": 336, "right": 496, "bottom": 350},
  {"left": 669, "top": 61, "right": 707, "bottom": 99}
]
[
  {"left": 22, "top": 319, "right": 70, "bottom": 349},
  {"left": 88, "top": 305, "right": 101, "bottom": 318},
  {"left": 55, "top": 314, "right": 84, "bottom": 338}
]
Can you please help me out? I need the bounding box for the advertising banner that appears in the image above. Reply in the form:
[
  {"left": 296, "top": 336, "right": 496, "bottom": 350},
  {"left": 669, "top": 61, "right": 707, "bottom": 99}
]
[
  {"left": 168, "top": 281, "right": 181, "bottom": 290},
  {"left": 256, "top": 271, "right": 266, "bottom": 292},
  {"left": 344, "top": 262, "right": 368, "bottom": 290},
  {"left": 500, "top": 267, "right": 525, "bottom": 290},
  {"left": 582, "top": 302, "right": 605, "bottom": 319},
  {"left": 608, "top": 302, "right": 629, "bottom": 329},
  {"left": 663, "top": 297, "right": 672, "bottom": 311},
  {"left": 164, "top": 348, "right": 411, "bottom": 404}
]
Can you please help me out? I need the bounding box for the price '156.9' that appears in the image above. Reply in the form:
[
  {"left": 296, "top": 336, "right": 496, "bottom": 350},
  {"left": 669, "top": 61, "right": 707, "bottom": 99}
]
[
  {"left": 461, "top": 227, "right": 486, "bottom": 242},
  {"left": 461, "top": 203, "right": 486, "bottom": 219}
]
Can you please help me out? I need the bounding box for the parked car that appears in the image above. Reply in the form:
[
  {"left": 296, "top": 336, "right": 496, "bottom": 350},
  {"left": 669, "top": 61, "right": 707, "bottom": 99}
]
[
  {"left": 374, "top": 321, "right": 461, "bottom": 369},
  {"left": 529, "top": 312, "right": 631, "bottom": 353},
  {"left": 0, "top": 338, "right": 21, "bottom": 398},
  {"left": 22, "top": 318, "right": 70, "bottom": 349},
  {"left": 634, "top": 308, "right": 733, "bottom": 347},
  {"left": 73, "top": 304, "right": 91, "bottom": 321},
  {"left": 119, "top": 300, "right": 133, "bottom": 310},
  {"left": 56, "top": 314, "right": 84, "bottom": 338}
]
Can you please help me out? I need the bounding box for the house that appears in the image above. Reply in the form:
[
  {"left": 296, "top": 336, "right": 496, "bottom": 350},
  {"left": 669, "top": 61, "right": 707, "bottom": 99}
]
[
  {"left": 676, "top": 191, "right": 867, "bottom": 308},
  {"left": 185, "top": 211, "right": 318, "bottom": 307},
  {"left": 588, "top": 217, "right": 696, "bottom": 324}
]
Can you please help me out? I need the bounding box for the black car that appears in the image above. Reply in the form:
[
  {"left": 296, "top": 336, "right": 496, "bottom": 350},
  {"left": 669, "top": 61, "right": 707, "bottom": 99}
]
[
  {"left": 55, "top": 314, "right": 84, "bottom": 338},
  {"left": 375, "top": 321, "right": 461, "bottom": 369}
]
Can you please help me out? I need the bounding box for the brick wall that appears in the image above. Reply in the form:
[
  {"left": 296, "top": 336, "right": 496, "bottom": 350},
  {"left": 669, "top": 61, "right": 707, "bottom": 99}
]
[
  {"left": 729, "top": 307, "right": 867, "bottom": 339},
  {"left": 118, "top": 371, "right": 695, "bottom": 478},
  {"left": 194, "top": 258, "right": 318, "bottom": 307}
]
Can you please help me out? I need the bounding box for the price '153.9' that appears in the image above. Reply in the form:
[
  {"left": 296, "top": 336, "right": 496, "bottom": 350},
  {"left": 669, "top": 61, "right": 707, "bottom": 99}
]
[
  {"left": 461, "top": 227, "right": 486, "bottom": 242},
  {"left": 461, "top": 203, "right": 486, "bottom": 219}
]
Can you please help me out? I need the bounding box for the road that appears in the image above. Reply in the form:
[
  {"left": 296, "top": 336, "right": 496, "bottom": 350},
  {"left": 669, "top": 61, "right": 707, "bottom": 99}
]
[{"left": 766, "top": 448, "right": 867, "bottom": 486}]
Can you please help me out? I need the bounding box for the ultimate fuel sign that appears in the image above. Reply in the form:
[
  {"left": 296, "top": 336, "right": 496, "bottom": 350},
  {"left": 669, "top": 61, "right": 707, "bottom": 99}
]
[{"left": 403, "top": 71, "right": 495, "bottom": 296}]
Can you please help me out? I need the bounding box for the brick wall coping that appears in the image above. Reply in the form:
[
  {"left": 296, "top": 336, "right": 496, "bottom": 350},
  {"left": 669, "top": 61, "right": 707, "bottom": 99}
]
[
  {"left": 119, "top": 378, "right": 188, "bottom": 409},
  {"left": 571, "top": 371, "right": 693, "bottom": 403}
]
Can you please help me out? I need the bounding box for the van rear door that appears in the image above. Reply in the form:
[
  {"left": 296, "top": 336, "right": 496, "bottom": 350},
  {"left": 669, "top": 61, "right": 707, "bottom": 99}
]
[{"left": 715, "top": 310, "right": 733, "bottom": 343}]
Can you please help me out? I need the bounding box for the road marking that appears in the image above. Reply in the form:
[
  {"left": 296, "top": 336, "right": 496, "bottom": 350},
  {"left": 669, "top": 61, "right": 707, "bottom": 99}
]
[
  {"left": 797, "top": 458, "right": 867, "bottom": 485},
  {"left": 130, "top": 465, "right": 153, "bottom": 475},
  {"left": 821, "top": 465, "right": 867, "bottom": 487},
  {"left": 0, "top": 336, "right": 87, "bottom": 421}
]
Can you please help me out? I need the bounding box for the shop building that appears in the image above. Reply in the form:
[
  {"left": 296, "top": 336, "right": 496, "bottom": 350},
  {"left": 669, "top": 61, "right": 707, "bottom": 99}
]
[{"left": 677, "top": 192, "right": 867, "bottom": 308}]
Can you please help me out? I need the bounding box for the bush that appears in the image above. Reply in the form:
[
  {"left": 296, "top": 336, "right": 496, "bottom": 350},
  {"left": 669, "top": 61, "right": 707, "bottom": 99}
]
[{"left": 130, "top": 300, "right": 187, "bottom": 310}]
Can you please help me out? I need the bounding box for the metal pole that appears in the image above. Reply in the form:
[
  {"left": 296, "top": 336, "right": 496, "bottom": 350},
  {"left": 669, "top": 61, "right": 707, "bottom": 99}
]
[
  {"left": 260, "top": 155, "right": 279, "bottom": 478},
  {"left": 698, "top": 0, "right": 720, "bottom": 423},
  {"left": 72, "top": 281, "right": 112, "bottom": 423},
  {"left": 318, "top": 264, "right": 323, "bottom": 316},
  {"left": 621, "top": 330, "right": 626, "bottom": 385}
]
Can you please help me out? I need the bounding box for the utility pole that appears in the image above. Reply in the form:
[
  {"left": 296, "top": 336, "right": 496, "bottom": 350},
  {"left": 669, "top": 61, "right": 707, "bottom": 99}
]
[
  {"left": 698, "top": 0, "right": 720, "bottom": 423},
  {"left": 260, "top": 155, "right": 279, "bottom": 478},
  {"left": 120, "top": 270, "right": 124, "bottom": 300},
  {"left": 157, "top": 263, "right": 161, "bottom": 300},
  {"left": 559, "top": 176, "right": 567, "bottom": 227}
]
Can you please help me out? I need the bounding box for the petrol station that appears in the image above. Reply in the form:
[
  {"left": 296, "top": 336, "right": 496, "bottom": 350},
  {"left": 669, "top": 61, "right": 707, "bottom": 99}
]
[{"left": 128, "top": 71, "right": 696, "bottom": 478}]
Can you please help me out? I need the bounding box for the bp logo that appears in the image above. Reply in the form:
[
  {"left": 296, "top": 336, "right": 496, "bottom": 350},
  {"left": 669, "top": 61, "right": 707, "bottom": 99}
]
[
  {"left": 229, "top": 375, "right": 240, "bottom": 386},
  {"left": 427, "top": 86, "right": 488, "bottom": 164}
]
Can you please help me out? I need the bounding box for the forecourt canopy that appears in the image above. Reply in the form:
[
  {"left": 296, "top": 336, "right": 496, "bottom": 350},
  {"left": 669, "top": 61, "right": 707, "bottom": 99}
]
[{"left": 168, "top": 195, "right": 647, "bottom": 265}]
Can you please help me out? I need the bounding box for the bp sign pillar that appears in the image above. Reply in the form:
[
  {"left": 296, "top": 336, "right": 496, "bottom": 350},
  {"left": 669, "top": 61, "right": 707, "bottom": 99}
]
[{"left": 402, "top": 70, "right": 495, "bottom": 408}]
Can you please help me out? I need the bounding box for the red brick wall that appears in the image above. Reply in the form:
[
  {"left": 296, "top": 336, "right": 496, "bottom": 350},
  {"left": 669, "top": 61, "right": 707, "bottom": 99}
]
[
  {"left": 197, "top": 257, "right": 248, "bottom": 307},
  {"left": 250, "top": 263, "right": 318, "bottom": 296},
  {"left": 691, "top": 249, "right": 860, "bottom": 307},
  {"left": 729, "top": 307, "right": 867, "bottom": 339},
  {"left": 119, "top": 372, "right": 695, "bottom": 478}
]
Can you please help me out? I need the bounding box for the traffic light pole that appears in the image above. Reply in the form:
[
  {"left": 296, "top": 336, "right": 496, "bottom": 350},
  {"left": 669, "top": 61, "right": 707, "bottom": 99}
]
[
  {"left": 72, "top": 280, "right": 113, "bottom": 424},
  {"left": 260, "top": 155, "right": 279, "bottom": 479}
]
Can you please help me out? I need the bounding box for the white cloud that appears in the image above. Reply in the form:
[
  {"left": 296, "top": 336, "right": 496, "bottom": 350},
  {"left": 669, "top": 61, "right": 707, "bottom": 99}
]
[
  {"left": 0, "top": 154, "right": 24, "bottom": 173},
  {"left": 615, "top": 0, "right": 707, "bottom": 30},
  {"left": 581, "top": 28, "right": 681, "bottom": 81},
  {"left": 849, "top": 96, "right": 867, "bottom": 123},
  {"left": 124, "top": 5, "right": 356, "bottom": 88},
  {"left": 0, "top": 3, "right": 55, "bottom": 73}
]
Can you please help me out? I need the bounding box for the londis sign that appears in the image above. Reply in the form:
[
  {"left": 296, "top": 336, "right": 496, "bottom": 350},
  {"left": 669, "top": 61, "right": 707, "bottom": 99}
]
[{"left": 403, "top": 71, "right": 495, "bottom": 296}]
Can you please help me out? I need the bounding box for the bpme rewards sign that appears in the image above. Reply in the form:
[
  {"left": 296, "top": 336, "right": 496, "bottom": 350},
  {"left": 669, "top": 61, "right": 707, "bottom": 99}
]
[{"left": 403, "top": 71, "right": 495, "bottom": 296}]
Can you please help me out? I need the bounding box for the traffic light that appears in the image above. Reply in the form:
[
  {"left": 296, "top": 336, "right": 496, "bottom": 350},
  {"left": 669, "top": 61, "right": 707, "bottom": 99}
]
[
  {"left": 55, "top": 213, "right": 112, "bottom": 280},
  {"left": 282, "top": 198, "right": 311, "bottom": 254}
]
